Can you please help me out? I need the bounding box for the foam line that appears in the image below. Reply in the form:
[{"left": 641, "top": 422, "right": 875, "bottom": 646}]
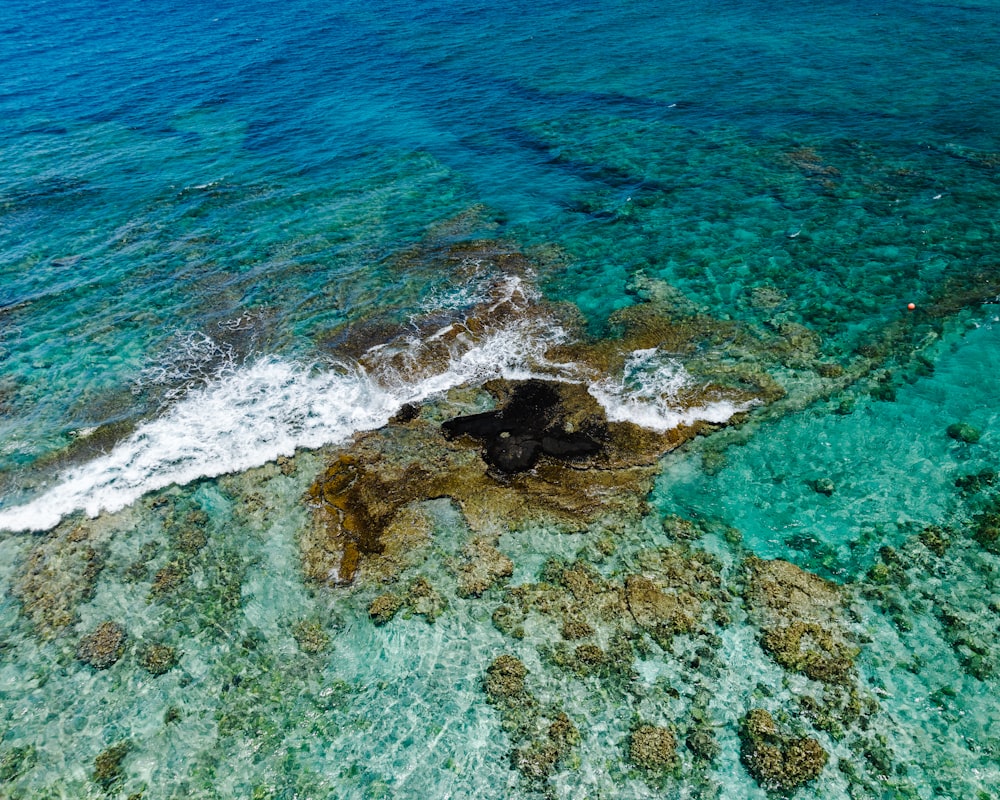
[{"left": 588, "top": 348, "right": 751, "bottom": 432}]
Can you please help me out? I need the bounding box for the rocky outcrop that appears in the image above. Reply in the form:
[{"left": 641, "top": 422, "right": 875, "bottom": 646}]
[
  {"left": 744, "top": 557, "right": 858, "bottom": 684},
  {"left": 77, "top": 621, "right": 127, "bottom": 669},
  {"left": 739, "top": 709, "right": 828, "bottom": 792}
]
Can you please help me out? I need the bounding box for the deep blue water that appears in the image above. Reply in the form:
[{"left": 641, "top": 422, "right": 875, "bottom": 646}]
[{"left": 1, "top": 0, "right": 999, "bottom": 797}]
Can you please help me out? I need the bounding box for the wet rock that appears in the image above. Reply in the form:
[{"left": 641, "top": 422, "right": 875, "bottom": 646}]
[
  {"left": 744, "top": 557, "right": 858, "bottom": 685},
  {"left": 93, "top": 741, "right": 130, "bottom": 789},
  {"left": 368, "top": 593, "right": 404, "bottom": 625},
  {"left": 139, "top": 643, "right": 178, "bottom": 675},
  {"left": 484, "top": 654, "right": 528, "bottom": 703},
  {"left": 456, "top": 537, "right": 514, "bottom": 598},
  {"left": 443, "top": 380, "right": 603, "bottom": 473},
  {"left": 391, "top": 403, "right": 421, "bottom": 424},
  {"left": 739, "top": 709, "right": 828, "bottom": 792},
  {"left": 629, "top": 724, "right": 678, "bottom": 772},
  {"left": 947, "top": 422, "right": 981, "bottom": 443},
  {"left": 811, "top": 477, "right": 835, "bottom": 496},
  {"left": 77, "top": 621, "right": 127, "bottom": 669}
]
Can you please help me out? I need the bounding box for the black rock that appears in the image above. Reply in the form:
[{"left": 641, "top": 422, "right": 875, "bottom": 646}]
[
  {"left": 486, "top": 434, "right": 542, "bottom": 473},
  {"left": 441, "top": 380, "right": 604, "bottom": 473},
  {"left": 540, "top": 433, "right": 601, "bottom": 459}
]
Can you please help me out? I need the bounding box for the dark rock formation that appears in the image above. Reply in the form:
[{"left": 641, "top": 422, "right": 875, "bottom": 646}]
[{"left": 442, "top": 380, "right": 603, "bottom": 473}]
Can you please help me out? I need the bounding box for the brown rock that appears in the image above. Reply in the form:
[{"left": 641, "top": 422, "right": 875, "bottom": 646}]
[{"left": 77, "top": 621, "right": 127, "bottom": 669}]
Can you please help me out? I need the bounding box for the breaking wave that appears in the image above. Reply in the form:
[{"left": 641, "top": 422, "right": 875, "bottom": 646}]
[{"left": 0, "top": 292, "right": 750, "bottom": 532}]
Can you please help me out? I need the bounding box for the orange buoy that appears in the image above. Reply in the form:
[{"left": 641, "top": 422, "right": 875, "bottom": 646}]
[{"left": 907, "top": 302, "right": 916, "bottom": 310}]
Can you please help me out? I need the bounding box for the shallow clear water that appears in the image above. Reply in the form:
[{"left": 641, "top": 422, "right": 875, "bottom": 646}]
[{"left": 1, "top": 0, "right": 999, "bottom": 797}]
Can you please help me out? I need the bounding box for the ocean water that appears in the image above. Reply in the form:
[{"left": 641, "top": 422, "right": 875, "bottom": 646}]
[{"left": 1, "top": 0, "right": 999, "bottom": 797}]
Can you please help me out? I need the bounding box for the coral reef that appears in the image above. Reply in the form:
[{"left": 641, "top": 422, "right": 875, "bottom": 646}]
[
  {"left": 454, "top": 537, "right": 514, "bottom": 598},
  {"left": 739, "top": 709, "right": 828, "bottom": 792},
  {"left": 482, "top": 654, "right": 580, "bottom": 788},
  {"left": 628, "top": 724, "right": 678, "bottom": 773},
  {"left": 292, "top": 620, "right": 330, "bottom": 654},
  {"left": 14, "top": 521, "right": 107, "bottom": 636},
  {"left": 946, "top": 422, "right": 981, "bottom": 443},
  {"left": 365, "top": 577, "right": 448, "bottom": 625},
  {"left": 93, "top": 741, "right": 131, "bottom": 790},
  {"left": 744, "top": 557, "right": 858, "bottom": 684},
  {"left": 484, "top": 654, "right": 529, "bottom": 705},
  {"left": 139, "top": 643, "right": 178, "bottom": 675},
  {"left": 368, "top": 593, "right": 404, "bottom": 625},
  {"left": 77, "top": 621, "right": 128, "bottom": 669}
]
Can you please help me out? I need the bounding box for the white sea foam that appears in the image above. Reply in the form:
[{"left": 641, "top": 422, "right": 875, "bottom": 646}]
[{"left": 588, "top": 348, "right": 752, "bottom": 432}]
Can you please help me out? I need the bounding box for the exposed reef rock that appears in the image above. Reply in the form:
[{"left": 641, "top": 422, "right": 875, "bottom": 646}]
[
  {"left": 302, "top": 378, "right": 698, "bottom": 587},
  {"left": 442, "top": 380, "right": 603, "bottom": 473},
  {"left": 740, "top": 708, "right": 828, "bottom": 792},
  {"left": 303, "top": 238, "right": 777, "bottom": 589},
  {"left": 744, "top": 557, "right": 858, "bottom": 684},
  {"left": 482, "top": 654, "right": 580, "bottom": 788}
]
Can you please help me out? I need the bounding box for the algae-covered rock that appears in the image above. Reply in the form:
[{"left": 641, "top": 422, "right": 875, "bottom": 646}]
[
  {"left": 368, "top": 593, "right": 403, "bottom": 625},
  {"left": 744, "top": 557, "right": 858, "bottom": 684},
  {"left": 484, "top": 654, "right": 528, "bottom": 703},
  {"left": 811, "top": 477, "right": 835, "bottom": 496},
  {"left": 0, "top": 745, "right": 36, "bottom": 783},
  {"left": 918, "top": 525, "right": 951, "bottom": 557},
  {"left": 973, "top": 501, "right": 1000, "bottom": 554},
  {"left": 761, "top": 621, "right": 857, "bottom": 684},
  {"left": 625, "top": 574, "right": 700, "bottom": 643},
  {"left": 947, "top": 422, "right": 981, "bottom": 443},
  {"left": 139, "top": 643, "right": 178, "bottom": 676},
  {"left": 15, "top": 523, "right": 107, "bottom": 637},
  {"left": 629, "top": 724, "right": 678, "bottom": 772},
  {"left": 77, "top": 621, "right": 127, "bottom": 669},
  {"left": 739, "top": 709, "right": 827, "bottom": 792},
  {"left": 512, "top": 742, "right": 561, "bottom": 780},
  {"left": 292, "top": 620, "right": 330, "bottom": 654},
  {"left": 406, "top": 576, "right": 447, "bottom": 622},
  {"left": 456, "top": 537, "right": 514, "bottom": 598},
  {"left": 93, "top": 741, "right": 130, "bottom": 789}
]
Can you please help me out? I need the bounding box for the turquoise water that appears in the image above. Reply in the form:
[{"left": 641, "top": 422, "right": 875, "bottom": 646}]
[{"left": 2, "top": 0, "right": 999, "bottom": 797}]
